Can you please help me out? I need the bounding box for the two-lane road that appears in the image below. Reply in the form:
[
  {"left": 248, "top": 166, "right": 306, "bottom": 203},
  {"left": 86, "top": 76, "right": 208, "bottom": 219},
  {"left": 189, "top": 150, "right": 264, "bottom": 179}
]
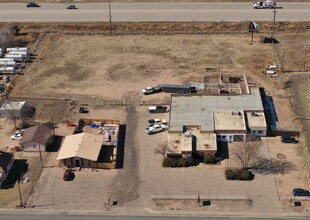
[{"left": 0, "top": 2, "right": 309, "bottom": 22}]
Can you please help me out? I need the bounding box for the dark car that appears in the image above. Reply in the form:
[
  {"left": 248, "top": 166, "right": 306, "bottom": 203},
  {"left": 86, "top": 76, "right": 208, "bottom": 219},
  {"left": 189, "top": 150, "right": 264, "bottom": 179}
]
[
  {"left": 292, "top": 188, "right": 310, "bottom": 197},
  {"left": 63, "top": 170, "right": 75, "bottom": 181},
  {"left": 281, "top": 136, "right": 298, "bottom": 144},
  {"left": 27, "top": 2, "right": 41, "bottom": 7},
  {"left": 67, "top": 5, "right": 78, "bottom": 9}
]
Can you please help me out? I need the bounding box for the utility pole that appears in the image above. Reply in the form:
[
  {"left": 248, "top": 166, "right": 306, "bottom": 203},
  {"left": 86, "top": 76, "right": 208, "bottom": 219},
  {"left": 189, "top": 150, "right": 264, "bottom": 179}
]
[
  {"left": 51, "top": 117, "right": 55, "bottom": 136},
  {"left": 273, "top": 6, "right": 277, "bottom": 25},
  {"left": 39, "top": 145, "right": 43, "bottom": 168},
  {"left": 17, "top": 180, "right": 24, "bottom": 207},
  {"left": 109, "top": 2, "right": 112, "bottom": 35},
  {"left": 281, "top": 49, "right": 285, "bottom": 73},
  {"left": 304, "top": 46, "right": 308, "bottom": 72}
]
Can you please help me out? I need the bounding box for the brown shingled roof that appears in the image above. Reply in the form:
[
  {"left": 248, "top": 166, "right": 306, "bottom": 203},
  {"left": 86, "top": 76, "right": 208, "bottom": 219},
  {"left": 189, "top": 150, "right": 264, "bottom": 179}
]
[{"left": 19, "top": 125, "right": 52, "bottom": 145}]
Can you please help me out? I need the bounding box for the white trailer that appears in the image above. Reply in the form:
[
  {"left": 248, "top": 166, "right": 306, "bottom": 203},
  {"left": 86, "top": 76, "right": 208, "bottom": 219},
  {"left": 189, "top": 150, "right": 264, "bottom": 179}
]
[
  {"left": 0, "top": 61, "right": 16, "bottom": 67},
  {"left": 8, "top": 51, "right": 29, "bottom": 57},
  {"left": 6, "top": 47, "right": 29, "bottom": 53},
  {"left": 0, "top": 58, "right": 14, "bottom": 62},
  {"left": 0, "top": 66, "right": 16, "bottom": 74},
  {"left": 5, "top": 54, "right": 25, "bottom": 62}
]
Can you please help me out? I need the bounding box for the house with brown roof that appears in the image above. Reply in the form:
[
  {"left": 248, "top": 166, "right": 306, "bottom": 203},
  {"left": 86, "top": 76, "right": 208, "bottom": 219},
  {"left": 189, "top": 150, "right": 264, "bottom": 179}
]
[
  {"left": 56, "top": 132, "right": 118, "bottom": 169},
  {"left": 19, "top": 125, "right": 53, "bottom": 152},
  {"left": 0, "top": 151, "right": 15, "bottom": 186}
]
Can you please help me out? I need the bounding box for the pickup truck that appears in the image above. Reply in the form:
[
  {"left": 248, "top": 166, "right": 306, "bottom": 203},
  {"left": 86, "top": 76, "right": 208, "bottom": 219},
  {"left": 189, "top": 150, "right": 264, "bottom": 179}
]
[
  {"left": 147, "top": 118, "right": 167, "bottom": 126},
  {"left": 141, "top": 86, "right": 162, "bottom": 95},
  {"left": 253, "top": 1, "right": 275, "bottom": 9},
  {"left": 148, "top": 105, "right": 169, "bottom": 113},
  {"left": 145, "top": 124, "right": 167, "bottom": 135}
]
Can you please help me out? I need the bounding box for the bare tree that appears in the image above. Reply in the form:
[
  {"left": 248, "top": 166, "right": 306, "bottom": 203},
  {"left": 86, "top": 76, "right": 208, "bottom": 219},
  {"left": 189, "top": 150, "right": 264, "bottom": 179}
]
[
  {"left": 154, "top": 142, "right": 168, "bottom": 159},
  {"left": 232, "top": 139, "right": 262, "bottom": 169},
  {"left": 0, "top": 26, "right": 15, "bottom": 49},
  {"left": 3, "top": 104, "right": 18, "bottom": 129}
]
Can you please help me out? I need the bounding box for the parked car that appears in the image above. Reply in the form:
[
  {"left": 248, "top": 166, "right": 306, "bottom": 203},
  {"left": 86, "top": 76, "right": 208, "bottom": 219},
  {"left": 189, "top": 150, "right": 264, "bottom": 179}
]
[
  {"left": 148, "top": 105, "right": 169, "bottom": 113},
  {"left": 292, "top": 188, "right": 310, "bottom": 197},
  {"left": 79, "top": 107, "right": 89, "bottom": 114},
  {"left": 10, "top": 133, "right": 23, "bottom": 140},
  {"left": 67, "top": 5, "right": 78, "bottom": 9},
  {"left": 281, "top": 136, "right": 298, "bottom": 144},
  {"left": 63, "top": 170, "right": 75, "bottom": 181},
  {"left": 147, "top": 118, "right": 167, "bottom": 126},
  {"left": 145, "top": 124, "right": 167, "bottom": 135},
  {"left": 26, "top": 2, "right": 41, "bottom": 7},
  {"left": 15, "top": 129, "right": 26, "bottom": 135}
]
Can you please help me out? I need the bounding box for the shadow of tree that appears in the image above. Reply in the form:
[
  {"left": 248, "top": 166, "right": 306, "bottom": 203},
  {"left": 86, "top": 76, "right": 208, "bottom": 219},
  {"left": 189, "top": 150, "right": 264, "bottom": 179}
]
[{"left": 251, "top": 157, "right": 295, "bottom": 175}]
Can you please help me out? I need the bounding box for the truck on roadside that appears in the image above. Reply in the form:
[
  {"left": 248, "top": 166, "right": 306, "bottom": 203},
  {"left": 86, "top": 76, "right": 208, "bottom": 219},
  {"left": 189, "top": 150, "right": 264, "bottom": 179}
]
[
  {"left": 141, "top": 86, "right": 163, "bottom": 95},
  {"left": 253, "top": 1, "right": 275, "bottom": 9}
]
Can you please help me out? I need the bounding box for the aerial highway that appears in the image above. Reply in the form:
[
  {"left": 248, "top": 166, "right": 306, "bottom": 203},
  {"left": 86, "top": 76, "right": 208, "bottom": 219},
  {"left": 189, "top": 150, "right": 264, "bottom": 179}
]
[{"left": 0, "top": 2, "right": 309, "bottom": 22}]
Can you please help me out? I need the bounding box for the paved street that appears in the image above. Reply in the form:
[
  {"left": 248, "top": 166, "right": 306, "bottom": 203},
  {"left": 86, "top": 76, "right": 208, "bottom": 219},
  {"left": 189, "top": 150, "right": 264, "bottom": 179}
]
[{"left": 0, "top": 2, "right": 309, "bottom": 22}]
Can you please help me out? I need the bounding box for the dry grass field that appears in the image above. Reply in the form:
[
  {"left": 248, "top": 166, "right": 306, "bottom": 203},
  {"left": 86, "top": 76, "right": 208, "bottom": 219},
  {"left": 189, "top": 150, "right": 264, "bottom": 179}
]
[{"left": 10, "top": 25, "right": 309, "bottom": 145}]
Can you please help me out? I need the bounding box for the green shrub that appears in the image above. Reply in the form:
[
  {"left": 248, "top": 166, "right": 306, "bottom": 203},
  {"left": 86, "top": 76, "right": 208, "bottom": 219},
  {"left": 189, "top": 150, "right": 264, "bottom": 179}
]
[
  {"left": 225, "top": 169, "right": 238, "bottom": 180},
  {"left": 204, "top": 154, "right": 215, "bottom": 164},
  {"left": 162, "top": 158, "right": 179, "bottom": 167},
  {"left": 240, "top": 169, "right": 251, "bottom": 180},
  {"left": 225, "top": 169, "right": 253, "bottom": 181},
  {"left": 178, "top": 158, "right": 193, "bottom": 167}
]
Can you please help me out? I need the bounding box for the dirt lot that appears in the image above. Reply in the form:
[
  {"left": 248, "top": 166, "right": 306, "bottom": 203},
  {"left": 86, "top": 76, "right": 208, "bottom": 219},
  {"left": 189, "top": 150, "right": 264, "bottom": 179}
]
[{"left": 0, "top": 23, "right": 309, "bottom": 215}]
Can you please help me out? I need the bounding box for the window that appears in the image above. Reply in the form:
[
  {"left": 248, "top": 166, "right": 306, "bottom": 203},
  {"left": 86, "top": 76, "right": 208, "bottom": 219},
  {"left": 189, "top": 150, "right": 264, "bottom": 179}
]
[
  {"left": 222, "top": 135, "right": 226, "bottom": 138},
  {"left": 253, "top": 131, "right": 256, "bottom": 133},
  {"left": 217, "top": 135, "right": 221, "bottom": 138},
  {"left": 258, "top": 130, "right": 264, "bottom": 134}
]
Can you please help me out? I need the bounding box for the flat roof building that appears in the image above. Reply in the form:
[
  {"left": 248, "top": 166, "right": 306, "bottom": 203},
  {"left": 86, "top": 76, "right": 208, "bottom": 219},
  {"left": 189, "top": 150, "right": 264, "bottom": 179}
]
[
  {"left": 214, "top": 110, "right": 246, "bottom": 132},
  {"left": 167, "top": 86, "right": 267, "bottom": 157},
  {"left": 169, "top": 86, "right": 263, "bottom": 132},
  {"left": 245, "top": 111, "right": 267, "bottom": 136}
]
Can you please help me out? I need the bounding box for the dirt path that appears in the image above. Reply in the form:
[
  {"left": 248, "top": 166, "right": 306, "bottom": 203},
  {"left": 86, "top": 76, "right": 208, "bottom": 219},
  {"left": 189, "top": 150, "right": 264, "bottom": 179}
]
[{"left": 109, "top": 92, "right": 141, "bottom": 205}]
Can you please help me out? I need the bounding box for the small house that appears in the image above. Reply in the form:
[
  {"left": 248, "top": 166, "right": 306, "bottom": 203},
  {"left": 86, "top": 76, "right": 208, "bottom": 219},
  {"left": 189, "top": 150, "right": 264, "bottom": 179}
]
[{"left": 19, "top": 125, "right": 53, "bottom": 152}]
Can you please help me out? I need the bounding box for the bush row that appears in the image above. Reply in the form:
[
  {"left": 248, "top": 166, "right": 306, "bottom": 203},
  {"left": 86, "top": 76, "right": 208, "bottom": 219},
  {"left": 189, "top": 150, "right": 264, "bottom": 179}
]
[
  {"left": 162, "top": 158, "right": 193, "bottom": 167},
  {"left": 225, "top": 169, "right": 254, "bottom": 181}
]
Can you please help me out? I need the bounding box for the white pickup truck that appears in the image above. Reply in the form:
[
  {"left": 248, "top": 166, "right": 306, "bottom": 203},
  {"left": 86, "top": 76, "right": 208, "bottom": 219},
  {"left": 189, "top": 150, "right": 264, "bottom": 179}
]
[
  {"left": 141, "top": 86, "right": 162, "bottom": 95},
  {"left": 147, "top": 118, "right": 167, "bottom": 126},
  {"left": 145, "top": 124, "right": 167, "bottom": 135},
  {"left": 253, "top": 1, "right": 275, "bottom": 9}
]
